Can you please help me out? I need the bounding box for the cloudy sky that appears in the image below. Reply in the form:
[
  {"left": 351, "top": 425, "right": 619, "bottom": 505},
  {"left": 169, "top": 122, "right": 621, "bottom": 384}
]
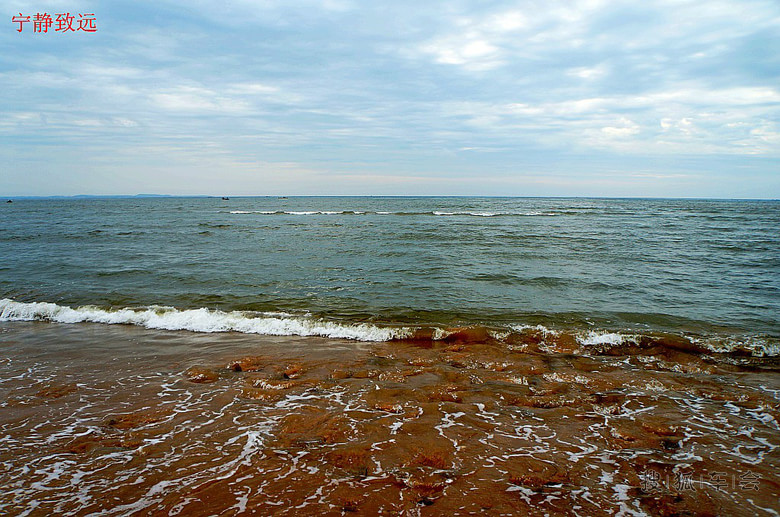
[{"left": 2, "top": 0, "right": 779, "bottom": 197}]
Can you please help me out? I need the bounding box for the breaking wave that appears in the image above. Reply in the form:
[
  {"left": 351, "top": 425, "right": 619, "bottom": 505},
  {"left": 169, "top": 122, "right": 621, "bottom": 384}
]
[{"left": 0, "top": 299, "right": 412, "bottom": 342}]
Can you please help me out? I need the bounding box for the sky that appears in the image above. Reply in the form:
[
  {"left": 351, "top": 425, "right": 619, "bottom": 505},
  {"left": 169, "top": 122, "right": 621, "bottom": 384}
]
[{"left": 1, "top": 0, "right": 779, "bottom": 198}]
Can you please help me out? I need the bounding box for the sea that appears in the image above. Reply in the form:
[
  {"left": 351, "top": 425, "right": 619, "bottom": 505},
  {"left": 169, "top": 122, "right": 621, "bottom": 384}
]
[
  {"left": 1, "top": 196, "right": 778, "bottom": 515},
  {"left": 2, "top": 196, "right": 779, "bottom": 349}
]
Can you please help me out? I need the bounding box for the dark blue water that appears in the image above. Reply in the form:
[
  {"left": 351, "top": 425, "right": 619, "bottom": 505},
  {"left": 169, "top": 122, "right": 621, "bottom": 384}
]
[{"left": 1, "top": 197, "right": 779, "bottom": 341}]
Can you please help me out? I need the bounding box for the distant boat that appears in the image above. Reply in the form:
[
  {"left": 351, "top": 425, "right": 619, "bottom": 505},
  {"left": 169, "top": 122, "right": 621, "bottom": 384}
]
[
  {"left": 222, "top": 197, "right": 230, "bottom": 200},
  {"left": 278, "top": 196, "right": 288, "bottom": 199},
  {"left": 6, "top": 200, "right": 11, "bottom": 203}
]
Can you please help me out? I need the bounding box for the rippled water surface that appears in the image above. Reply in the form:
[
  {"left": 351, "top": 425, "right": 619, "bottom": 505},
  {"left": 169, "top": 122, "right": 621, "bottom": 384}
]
[{"left": 2, "top": 197, "right": 779, "bottom": 340}]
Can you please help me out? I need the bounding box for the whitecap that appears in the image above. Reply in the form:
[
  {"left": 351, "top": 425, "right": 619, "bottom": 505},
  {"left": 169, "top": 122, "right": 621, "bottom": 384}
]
[{"left": 0, "top": 299, "right": 414, "bottom": 342}]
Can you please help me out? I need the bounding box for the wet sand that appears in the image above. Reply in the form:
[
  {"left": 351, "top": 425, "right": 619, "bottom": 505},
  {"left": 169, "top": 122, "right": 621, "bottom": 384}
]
[{"left": 1, "top": 322, "right": 778, "bottom": 516}]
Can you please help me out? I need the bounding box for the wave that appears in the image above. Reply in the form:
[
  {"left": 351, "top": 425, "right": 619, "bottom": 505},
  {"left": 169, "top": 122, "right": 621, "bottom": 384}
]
[
  {"left": 578, "top": 331, "right": 635, "bottom": 346},
  {"left": 224, "top": 210, "right": 561, "bottom": 217},
  {"left": 1, "top": 299, "right": 776, "bottom": 357},
  {"left": 0, "top": 299, "right": 412, "bottom": 342},
  {"left": 228, "top": 210, "right": 366, "bottom": 216},
  {"left": 432, "top": 211, "right": 501, "bottom": 216},
  {"left": 573, "top": 330, "right": 779, "bottom": 358}
]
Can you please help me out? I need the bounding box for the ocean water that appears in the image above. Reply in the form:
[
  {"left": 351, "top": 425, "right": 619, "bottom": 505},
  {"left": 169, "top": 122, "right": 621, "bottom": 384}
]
[
  {"left": 1, "top": 196, "right": 779, "bottom": 352},
  {"left": 2, "top": 196, "right": 780, "bottom": 515}
]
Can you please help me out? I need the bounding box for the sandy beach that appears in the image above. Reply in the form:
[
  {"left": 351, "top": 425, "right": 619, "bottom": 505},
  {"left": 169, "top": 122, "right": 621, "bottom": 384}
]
[{"left": 2, "top": 320, "right": 778, "bottom": 515}]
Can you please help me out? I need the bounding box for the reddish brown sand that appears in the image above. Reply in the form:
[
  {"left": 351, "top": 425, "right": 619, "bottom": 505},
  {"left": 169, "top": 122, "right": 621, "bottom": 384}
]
[{"left": 0, "top": 322, "right": 778, "bottom": 516}]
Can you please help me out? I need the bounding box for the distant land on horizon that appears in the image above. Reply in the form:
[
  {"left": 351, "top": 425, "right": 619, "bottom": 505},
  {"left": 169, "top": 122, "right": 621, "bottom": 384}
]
[{"left": 5, "top": 194, "right": 181, "bottom": 200}]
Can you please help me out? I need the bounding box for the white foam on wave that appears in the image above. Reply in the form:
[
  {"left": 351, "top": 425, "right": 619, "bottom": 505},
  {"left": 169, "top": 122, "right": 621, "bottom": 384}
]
[
  {"left": 577, "top": 331, "right": 634, "bottom": 346},
  {"left": 227, "top": 210, "right": 560, "bottom": 217},
  {"left": 577, "top": 330, "right": 779, "bottom": 357},
  {"left": 278, "top": 211, "right": 356, "bottom": 216},
  {"left": 510, "top": 324, "right": 559, "bottom": 336},
  {"left": 430, "top": 210, "right": 557, "bottom": 217},
  {"left": 0, "top": 299, "right": 413, "bottom": 342},
  {"left": 432, "top": 211, "right": 499, "bottom": 216},
  {"left": 688, "top": 335, "right": 780, "bottom": 358}
]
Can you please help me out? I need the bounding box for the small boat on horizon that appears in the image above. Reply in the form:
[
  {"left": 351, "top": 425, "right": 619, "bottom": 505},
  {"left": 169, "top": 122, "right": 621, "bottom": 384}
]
[{"left": 222, "top": 197, "right": 230, "bottom": 200}]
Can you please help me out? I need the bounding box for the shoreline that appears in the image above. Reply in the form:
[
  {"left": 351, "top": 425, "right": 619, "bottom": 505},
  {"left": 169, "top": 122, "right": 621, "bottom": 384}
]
[{"left": 2, "top": 298, "right": 778, "bottom": 359}]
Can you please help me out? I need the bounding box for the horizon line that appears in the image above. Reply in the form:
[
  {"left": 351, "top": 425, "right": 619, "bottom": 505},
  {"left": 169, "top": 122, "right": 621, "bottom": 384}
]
[{"left": 3, "top": 194, "right": 779, "bottom": 202}]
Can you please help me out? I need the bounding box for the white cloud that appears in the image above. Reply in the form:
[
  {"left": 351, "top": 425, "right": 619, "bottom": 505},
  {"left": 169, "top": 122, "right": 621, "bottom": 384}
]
[
  {"left": 421, "top": 37, "right": 503, "bottom": 70},
  {"left": 150, "top": 86, "right": 251, "bottom": 114},
  {"left": 437, "top": 83, "right": 780, "bottom": 156},
  {"left": 485, "top": 10, "right": 529, "bottom": 32},
  {"left": 567, "top": 65, "right": 608, "bottom": 80},
  {"left": 601, "top": 118, "right": 640, "bottom": 138},
  {"left": 750, "top": 126, "right": 780, "bottom": 144},
  {"left": 226, "top": 83, "right": 279, "bottom": 95}
]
